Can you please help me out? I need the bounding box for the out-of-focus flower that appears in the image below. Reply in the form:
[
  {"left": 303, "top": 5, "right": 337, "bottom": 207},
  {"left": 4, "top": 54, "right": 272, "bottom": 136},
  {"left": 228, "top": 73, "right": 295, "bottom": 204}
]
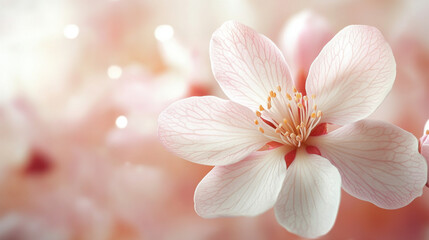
[
  {"left": 279, "top": 10, "right": 334, "bottom": 93},
  {"left": 159, "top": 21, "right": 427, "bottom": 238},
  {"left": 420, "top": 120, "right": 429, "bottom": 187}
]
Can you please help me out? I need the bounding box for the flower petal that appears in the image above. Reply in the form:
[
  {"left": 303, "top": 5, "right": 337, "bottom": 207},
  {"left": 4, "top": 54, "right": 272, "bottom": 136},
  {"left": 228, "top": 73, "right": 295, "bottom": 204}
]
[
  {"left": 306, "top": 25, "right": 396, "bottom": 125},
  {"left": 210, "top": 20, "right": 293, "bottom": 110},
  {"left": 274, "top": 150, "right": 341, "bottom": 239},
  {"left": 194, "top": 146, "right": 288, "bottom": 218},
  {"left": 309, "top": 119, "right": 427, "bottom": 209},
  {"left": 279, "top": 10, "right": 333, "bottom": 92},
  {"left": 158, "top": 96, "right": 269, "bottom": 166}
]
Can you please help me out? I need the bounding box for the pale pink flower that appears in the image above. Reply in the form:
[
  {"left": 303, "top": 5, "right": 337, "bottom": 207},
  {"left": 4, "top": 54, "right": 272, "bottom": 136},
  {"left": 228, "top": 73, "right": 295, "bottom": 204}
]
[
  {"left": 158, "top": 21, "right": 427, "bottom": 238},
  {"left": 420, "top": 120, "right": 429, "bottom": 187}
]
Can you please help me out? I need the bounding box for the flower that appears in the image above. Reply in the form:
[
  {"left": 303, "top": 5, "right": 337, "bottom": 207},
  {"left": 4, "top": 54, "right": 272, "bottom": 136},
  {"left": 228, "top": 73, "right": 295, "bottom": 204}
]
[
  {"left": 420, "top": 120, "right": 429, "bottom": 187},
  {"left": 279, "top": 10, "right": 334, "bottom": 93},
  {"left": 158, "top": 21, "right": 427, "bottom": 238}
]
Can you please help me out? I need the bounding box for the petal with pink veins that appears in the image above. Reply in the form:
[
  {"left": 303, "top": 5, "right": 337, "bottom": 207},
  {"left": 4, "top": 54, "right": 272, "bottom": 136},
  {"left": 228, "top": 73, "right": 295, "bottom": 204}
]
[
  {"left": 194, "top": 146, "right": 289, "bottom": 218},
  {"left": 306, "top": 25, "right": 396, "bottom": 125},
  {"left": 158, "top": 96, "right": 269, "bottom": 166},
  {"left": 274, "top": 150, "right": 341, "bottom": 239},
  {"left": 210, "top": 20, "right": 293, "bottom": 110},
  {"left": 309, "top": 119, "right": 427, "bottom": 209}
]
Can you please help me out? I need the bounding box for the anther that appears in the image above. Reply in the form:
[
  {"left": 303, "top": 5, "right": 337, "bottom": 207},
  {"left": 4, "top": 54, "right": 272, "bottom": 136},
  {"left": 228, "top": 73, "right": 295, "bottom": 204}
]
[
  {"left": 277, "top": 86, "right": 282, "bottom": 92},
  {"left": 267, "top": 96, "right": 271, "bottom": 102},
  {"left": 293, "top": 87, "right": 297, "bottom": 93},
  {"left": 313, "top": 105, "right": 317, "bottom": 110},
  {"left": 426, "top": 130, "right": 429, "bottom": 135},
  {"left": 296, "top": 93, "right": 302, "bottom": 99},
  {"left": 298, "top": 103, "right": 303, "bottom": 108},
  {"left": 270, "top": 91, "right": 276, "bottom": 98},
  {"left": 311, "top": 112, "right": 316, "bottom": 118},
  {"left": 303, "top": 96, "right": 308, "bottom": 101},
  {"left": 311, "top": 94, "right": 316, "bottom": 99},
  {"left": 317, "top": 111, "right": 322, "bottom": 117},
  {"left": 259, "top": 127, "right": 264, "bottom": 133},
  {"left": 256, "top": 111, "right": 262, "bottom": 117},
  {"left": 286, "top": 93, "right": 292, "bottom": 101},
  {"left": 259, "top": 105, "right": 265, "bottom": 111},
  {"left": 267, "top": 102, "right": 272, "bottom": 109},
  {"left": 283, "top": 118, "right": 288, "bottom": 125},
  {"left": 254, "top": 119, "right": 259, "bottom": 125}
]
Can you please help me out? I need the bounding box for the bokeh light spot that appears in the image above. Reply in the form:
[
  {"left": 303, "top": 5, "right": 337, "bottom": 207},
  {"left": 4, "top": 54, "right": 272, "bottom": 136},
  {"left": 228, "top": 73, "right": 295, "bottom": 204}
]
[
  {"left": 154, "top": 25, "right": 174, "bottom": 42},
  {"left": 115, "top": 115, "right": 128, "bottom": 129},
  {"left": 63, "top": 24, "right": 80, "bottom": 39},
  {"left": 107, "top": 65, "right": 123, "bottom": 79}
]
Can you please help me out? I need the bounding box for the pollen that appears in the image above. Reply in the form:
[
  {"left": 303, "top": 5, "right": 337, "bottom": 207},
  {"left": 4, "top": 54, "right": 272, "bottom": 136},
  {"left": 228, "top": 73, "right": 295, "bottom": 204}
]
[
  {"left": 253, "top": 86, "right": 323, "bottom": 148},
  {"left": 426, "top": 130, "right": 429, "bottom": 135}
]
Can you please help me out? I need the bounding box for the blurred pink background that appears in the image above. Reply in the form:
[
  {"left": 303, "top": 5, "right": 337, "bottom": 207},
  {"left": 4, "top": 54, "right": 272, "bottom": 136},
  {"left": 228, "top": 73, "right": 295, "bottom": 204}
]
[{"left": 1, "top": 0, "right": 429, "bottom": 239}]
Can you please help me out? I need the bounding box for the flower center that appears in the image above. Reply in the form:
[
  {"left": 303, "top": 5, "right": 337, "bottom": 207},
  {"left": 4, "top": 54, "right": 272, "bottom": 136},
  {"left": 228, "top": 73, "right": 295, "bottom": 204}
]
[{"left": 254, "top": 86, "right": 322, "bottom": 147}]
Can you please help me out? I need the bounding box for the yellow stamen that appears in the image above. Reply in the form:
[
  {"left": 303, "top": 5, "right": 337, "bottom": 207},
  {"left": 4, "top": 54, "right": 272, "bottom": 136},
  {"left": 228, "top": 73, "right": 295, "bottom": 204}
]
[
  {"left": 298, "top": 103, "right": 303, "bottom": 108},
  {"left": 313, "top": 105, "right": 317, "bottom": 110},
  {"left": 317, "top": 110, "right": 322, "bottom": 117},
  {"left": 254, "top": 119, "right": 259, "bottom": 125},
  {"left": 256, "top": 111, "right": 262, "bottom": 117},
  {"left": 311, "top": 94, "right": 316, "bottom": 99},
  {"left": 259, "top": 105, "right": 265, "bottom": 111},
  {"left": 267, "top": 102, "right": 272, "bottom": 109},
  {"left": 303, "top": 96, "right": 308, "bottom": 101},
  {"left": 293, "top": 87, "right": 297, "bottom": 93},
  {"left": 270, "top": 91, "right": 276, "bottom": 98},
  {"left": 267, "top": 96, "right": 271, "bottom": 102},
  {"left": 426, "top": 130, "right": 429, "bottom": 135},
  {"left": 286, "top": 93, "right": 292, "bottom": 101},
  {"left": 311, "top": 112, "right": 316, "bottom": 118},
  {"left": 283, "top": 118, "right": 288, "bottom": 125},
  {"left": 296, "top": 93, "right": 302, "bottom": 99},
  {"left": 277, "top": 86, "right": 282, "bottom": 92},
  {"left": 259, "top": 127, "right": 264, "bottom": 133}
]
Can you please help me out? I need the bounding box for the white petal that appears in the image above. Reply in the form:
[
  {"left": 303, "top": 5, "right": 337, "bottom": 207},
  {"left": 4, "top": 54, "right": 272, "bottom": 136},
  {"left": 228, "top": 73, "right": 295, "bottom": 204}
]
[
  {"left": 210, "top": 21, "right": 293, "bottom": 110},
  {"left": 194, "top": 147, "right": 289, "bottom": 218},
  {"left": 309, "top": 119, "right": 427, "bottom": 209},
  {"left": 274, "top": 150, "right": 341, "bottom": 239},
  {"left": 158, "top": 96, "right": 269, "bottom": 166},
  {"left": 306, "top": 25, "right": 396, "bottom": 125}
]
